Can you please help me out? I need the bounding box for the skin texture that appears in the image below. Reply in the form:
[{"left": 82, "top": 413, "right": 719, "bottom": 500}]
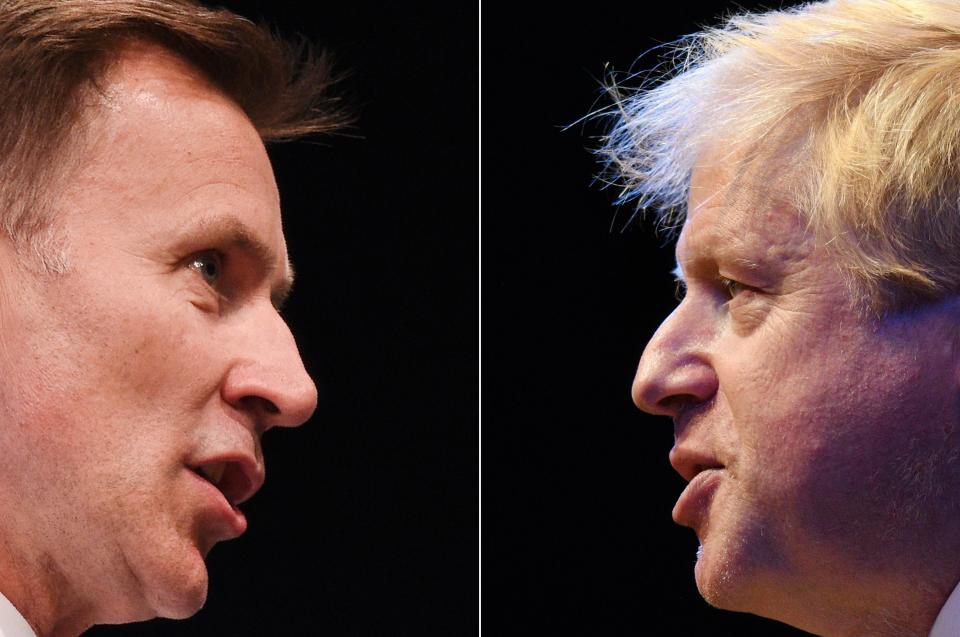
[
  {"left": 632, "top": 143, "right": 960, "bottom": 637},
  {"left": 0, "top": 42, "right": 317, "bottom": 636}
]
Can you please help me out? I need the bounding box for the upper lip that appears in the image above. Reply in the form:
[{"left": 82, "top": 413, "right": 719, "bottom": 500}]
[
  {"left": 669, "top": 445, "right": 724, "bottom": 483},
  {"left": 189, "top": 453, "right": 265, "bottom": 506}
]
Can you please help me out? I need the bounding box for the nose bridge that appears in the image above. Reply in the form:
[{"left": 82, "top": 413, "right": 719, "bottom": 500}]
[
  {"left": 632, "top": 300, "right": 719, "bottom": 416},
  {"left": 225, "top": 303, "right": 318, "bottom": 429}
]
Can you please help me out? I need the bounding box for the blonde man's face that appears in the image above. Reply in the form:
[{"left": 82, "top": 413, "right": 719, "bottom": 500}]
[{"left": 631, "top": 149, "right": 960, "bottom": 635}]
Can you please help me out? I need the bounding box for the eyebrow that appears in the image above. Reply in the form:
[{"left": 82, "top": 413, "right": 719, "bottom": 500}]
[{"left": 180, "top": 215, "right": 295, "bottom": 309}]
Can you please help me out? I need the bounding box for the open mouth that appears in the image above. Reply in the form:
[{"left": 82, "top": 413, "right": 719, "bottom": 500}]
[
  {"left": 188, "top": 461, "right": 250, "bottom": 540},
  {"left": 189, "top": 461, "right": 253, "bottom": 505},
  {"left": 188, "top": 452, "right": 264, "bottom": 506}
]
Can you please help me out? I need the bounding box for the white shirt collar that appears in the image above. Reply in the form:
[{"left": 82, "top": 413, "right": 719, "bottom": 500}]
[
  {"left": 931, "top": 579, "right": 960, "bottom": 637},
  {"left": 0, "top": 591, "right": 36, "bottom": 637}
]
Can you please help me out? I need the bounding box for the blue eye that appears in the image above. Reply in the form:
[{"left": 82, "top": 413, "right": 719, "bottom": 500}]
[{"left": 189, "top": 251, "right": 222, "bottom": 285}]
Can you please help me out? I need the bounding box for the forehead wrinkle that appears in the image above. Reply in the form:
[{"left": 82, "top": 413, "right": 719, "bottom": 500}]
[
  {"left": 679, "top": 168, "right": 739, "bottom": 273},
  {"left": 676, "top": 205, "right": 742, "bottom": 277},
  {"left": 682, "top": 210, "right": 815, "bottom": 292},
  {"left": 733, "top": 257, "right": 761, "bottom": 270},
  {"left": 686, "top": 169, "right": 804, "bottom": 269},
  {"left": 680, "top": 142, "right": 817, "bottom": 292}
]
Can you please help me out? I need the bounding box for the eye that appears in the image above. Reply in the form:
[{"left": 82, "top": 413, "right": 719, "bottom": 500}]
[
  {"left": 720, "top": 276, "right": 748, "bottom": 299},
  {"left": 188, "top": 251, "right": 223, "bottom": 286}
]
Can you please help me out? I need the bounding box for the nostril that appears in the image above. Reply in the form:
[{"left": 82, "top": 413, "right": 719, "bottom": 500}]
[
  {"left": 240, "top": 395, "right": 279, "bottom": 415},
  {"left": 660, "top": 393, "right": 704, "bottom": 414}
]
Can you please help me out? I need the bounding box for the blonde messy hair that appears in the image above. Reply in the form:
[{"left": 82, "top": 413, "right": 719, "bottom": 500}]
[{"left": 599, "top": 0, "right": 960, "bottom": 312}]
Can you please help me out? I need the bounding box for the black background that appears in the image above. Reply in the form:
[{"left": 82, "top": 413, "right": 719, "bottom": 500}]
[
  {"left": 485, "top": 1, "right": 814, "bottom": 636},
  {"left": 77, "top": 0, "right": 839, "bottom": 635},
  {"left": 88, "top": 1, "right": 477, "bottom": 636}
]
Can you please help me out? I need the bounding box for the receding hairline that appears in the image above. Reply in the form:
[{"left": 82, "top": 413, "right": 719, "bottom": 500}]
[
  {"left": 82, "top": 37, "right": 276, "bottom": 167},
  {"left": 96, "top": 38, "right": 241, "bottom": 104},
  {"left": 0, "top": 0, "right": 352, "bottom": 273}
]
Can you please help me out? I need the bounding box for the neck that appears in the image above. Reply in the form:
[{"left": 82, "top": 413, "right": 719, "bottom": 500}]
[
  {"left": 0, "top": 507, "right": 95, "bottom": 637},
  {"left": 764, "top": 555, "right": 960, "bottom": 637},
  {"left": 838, "top": 576, "right": 951, "bottom": 637}
]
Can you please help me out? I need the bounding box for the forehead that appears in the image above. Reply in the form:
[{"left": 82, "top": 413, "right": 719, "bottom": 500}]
[
  {"left": 676, "top": 143, "right": 814, "bottom": 275},
  {"left": 57, "top": 41, "right": 291, "bottom": 280},
  {"left": 90, "top": 42, "right": 276, "bottom": 194}
]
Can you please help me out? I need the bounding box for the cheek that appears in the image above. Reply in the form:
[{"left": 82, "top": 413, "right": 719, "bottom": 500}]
[
  {"left": 117, "top": 312, "right": 222, "bottom": 401},
  {"left": 9, "top": 283, "right": 226, "bottom": 480},
  {"left": 61, "top": 287, "right": 223, "bottom": 406},
  {"left": 720, "top": 306, "right": 891, "bottom": 485},
  {"left": 726, "top": 329, "right": 958, "bottom": 567}
]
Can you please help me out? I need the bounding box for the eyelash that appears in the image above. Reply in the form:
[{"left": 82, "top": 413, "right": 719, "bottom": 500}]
[
  {"left": 720, "top": 277, "right": 747, "bottom": 299},
  {"left": 673, "top": 277, "right": 750, "bottom": 302}
]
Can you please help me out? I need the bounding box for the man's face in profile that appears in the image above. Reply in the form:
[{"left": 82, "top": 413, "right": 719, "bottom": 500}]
[
  {"left": 631, "top": 143, "right": 960, "bottom": 633},
  {"left": 0, "top": 42, "right": 317, "bottom": 621}
]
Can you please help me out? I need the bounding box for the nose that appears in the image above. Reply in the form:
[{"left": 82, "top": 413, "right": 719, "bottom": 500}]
[
  {"left": 631, "top": 305, "right": 718, "bottom": 417},
  {"left": 221, "top": 306, "right": 319, "bottom": 433}
]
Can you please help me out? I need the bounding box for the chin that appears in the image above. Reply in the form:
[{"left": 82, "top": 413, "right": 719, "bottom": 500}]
[
  {"left": 96, "top": 554, "right": 208, "bottom": 627},
  {"left": 155, "top": 580, "right": 208, "bottom": 620},
  {"left": 138, "top": 544, "right": 211, "bottom": 620},
  {"left": 693, "top": 526, "right": 807, "bottom": 633},
  {"left": 693, "top": 541, "right": 729, "bottom": 606},
  {"left": 693, "top": 532, "right": 769, "bottom": 614}
]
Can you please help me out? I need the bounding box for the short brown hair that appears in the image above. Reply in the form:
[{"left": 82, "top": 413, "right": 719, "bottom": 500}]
[{"left": 0, "top": 0, "right": 349, "bottom": 264}]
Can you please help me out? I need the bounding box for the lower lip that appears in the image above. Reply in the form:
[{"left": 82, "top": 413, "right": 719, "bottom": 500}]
[
  {"left": 188, "top": 469, "right": 248, "bottom": 539},
  {"left": 673, "top": 468, "right": 723, "bottom": 529}
]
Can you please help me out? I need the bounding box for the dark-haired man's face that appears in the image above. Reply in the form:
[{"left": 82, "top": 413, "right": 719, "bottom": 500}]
[{"left": 0, "top": 42, "right": 317, "bottom": 629}]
